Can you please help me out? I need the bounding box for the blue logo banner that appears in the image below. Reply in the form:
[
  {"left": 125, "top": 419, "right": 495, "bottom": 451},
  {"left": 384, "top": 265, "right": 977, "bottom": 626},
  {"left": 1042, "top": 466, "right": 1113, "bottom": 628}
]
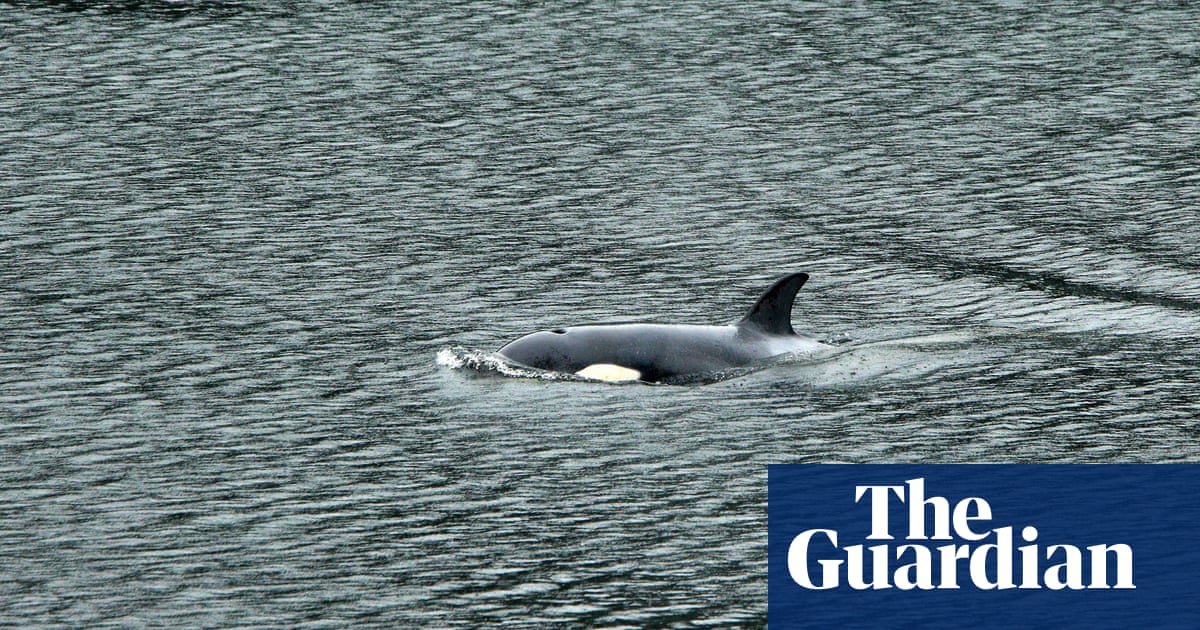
[{"left": 768, "top": 465, "right": 1200, "bottom": 629}]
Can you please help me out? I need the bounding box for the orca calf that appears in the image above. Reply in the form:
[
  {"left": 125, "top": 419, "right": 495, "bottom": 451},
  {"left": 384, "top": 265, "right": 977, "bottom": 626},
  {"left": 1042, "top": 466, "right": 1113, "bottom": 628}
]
[{"left": 496, "top": 272, "right": 829, "bottom": 383}]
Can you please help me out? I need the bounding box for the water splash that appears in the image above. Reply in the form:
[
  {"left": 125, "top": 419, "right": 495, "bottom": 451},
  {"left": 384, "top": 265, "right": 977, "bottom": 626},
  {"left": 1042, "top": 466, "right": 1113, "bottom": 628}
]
[{"left": 436, "top": 347, "right": 574, "bottom": 381}]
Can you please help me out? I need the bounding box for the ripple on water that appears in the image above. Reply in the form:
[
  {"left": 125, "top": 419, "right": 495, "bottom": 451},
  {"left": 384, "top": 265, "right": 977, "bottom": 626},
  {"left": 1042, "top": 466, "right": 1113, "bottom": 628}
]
[{"left": 3, "top": 0, "right": 1200, "bottom": 627}]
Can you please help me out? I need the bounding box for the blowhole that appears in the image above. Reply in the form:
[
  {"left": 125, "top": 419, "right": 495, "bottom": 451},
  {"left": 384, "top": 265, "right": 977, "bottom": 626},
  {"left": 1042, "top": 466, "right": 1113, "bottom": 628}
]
[{"left": 550, "top": 328, "right": 567, "bottom": 335}]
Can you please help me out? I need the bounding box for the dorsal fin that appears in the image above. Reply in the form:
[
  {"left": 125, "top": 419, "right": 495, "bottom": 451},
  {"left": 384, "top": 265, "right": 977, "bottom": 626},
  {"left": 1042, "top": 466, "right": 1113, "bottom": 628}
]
[{"left": 737, "top": 272, "right": 809, "bottom": 335}]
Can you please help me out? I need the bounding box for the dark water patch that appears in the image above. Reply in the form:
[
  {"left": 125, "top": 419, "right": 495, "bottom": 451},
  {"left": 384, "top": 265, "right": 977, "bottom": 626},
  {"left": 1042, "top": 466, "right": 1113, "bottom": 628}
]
[
  {"left": 898, "top": 250, "right": 1200, "bottom": 315},
  {"left": 2, "top": 0, "right": 250, "bottom": 18}
]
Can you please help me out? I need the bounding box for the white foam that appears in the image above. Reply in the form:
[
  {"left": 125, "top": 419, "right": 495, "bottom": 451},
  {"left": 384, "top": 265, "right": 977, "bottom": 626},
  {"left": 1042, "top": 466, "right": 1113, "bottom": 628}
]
[{"left": 436, "top": 347, "right": 571, "bottom": 381}]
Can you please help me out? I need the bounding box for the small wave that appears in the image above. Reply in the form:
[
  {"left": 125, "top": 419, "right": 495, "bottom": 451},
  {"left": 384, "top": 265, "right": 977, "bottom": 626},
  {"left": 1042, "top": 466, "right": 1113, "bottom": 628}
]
[
  {"left": 436, "top": 347, "right": 574, "bottom": 381},
  {"left": 852, "top": 329, "right": 983, "bottom": 349}
]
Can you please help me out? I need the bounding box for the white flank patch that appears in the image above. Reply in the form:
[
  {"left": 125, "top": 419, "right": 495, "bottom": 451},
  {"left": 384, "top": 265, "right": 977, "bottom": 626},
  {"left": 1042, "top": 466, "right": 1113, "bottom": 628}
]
[{"left": 575, "top": 363, "right": 642, "bottom": 382}]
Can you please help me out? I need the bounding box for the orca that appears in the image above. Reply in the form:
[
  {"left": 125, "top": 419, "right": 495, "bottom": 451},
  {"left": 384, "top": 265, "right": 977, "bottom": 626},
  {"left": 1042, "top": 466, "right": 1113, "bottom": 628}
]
[{"left": 495, "top": 272, "right": 829, "bottom": 383}]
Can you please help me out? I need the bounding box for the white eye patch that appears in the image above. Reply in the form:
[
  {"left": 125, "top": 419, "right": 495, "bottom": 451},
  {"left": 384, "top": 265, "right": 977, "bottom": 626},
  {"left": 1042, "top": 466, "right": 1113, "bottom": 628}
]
[{"left": 575, "top": 363, "right": 642, "bottom": 382}]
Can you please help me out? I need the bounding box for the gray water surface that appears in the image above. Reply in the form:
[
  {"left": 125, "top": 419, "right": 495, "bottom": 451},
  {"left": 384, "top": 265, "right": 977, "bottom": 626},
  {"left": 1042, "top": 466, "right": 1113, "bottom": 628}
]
[{"left": 3, "top": 1, "right": 1199, "bottom": 626}]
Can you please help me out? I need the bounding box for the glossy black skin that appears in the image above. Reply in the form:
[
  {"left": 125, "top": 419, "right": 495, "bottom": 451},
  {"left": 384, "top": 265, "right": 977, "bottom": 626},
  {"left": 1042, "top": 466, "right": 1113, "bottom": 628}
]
[
  {"left": 496, "top": 272, "right": 823, "bottom": 383},
  {"left": 497, "top": 322, "right": 824, "bottom": 383}
]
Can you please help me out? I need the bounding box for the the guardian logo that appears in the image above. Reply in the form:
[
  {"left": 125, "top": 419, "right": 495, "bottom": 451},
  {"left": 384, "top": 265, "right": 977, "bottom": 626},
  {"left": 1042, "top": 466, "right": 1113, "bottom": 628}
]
[
  {"left": 770, "top": 466, "right": 1199, "bottom": 629},
  {"left": 788, "top": 478, "right": 1135, "bottom": 591}
]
